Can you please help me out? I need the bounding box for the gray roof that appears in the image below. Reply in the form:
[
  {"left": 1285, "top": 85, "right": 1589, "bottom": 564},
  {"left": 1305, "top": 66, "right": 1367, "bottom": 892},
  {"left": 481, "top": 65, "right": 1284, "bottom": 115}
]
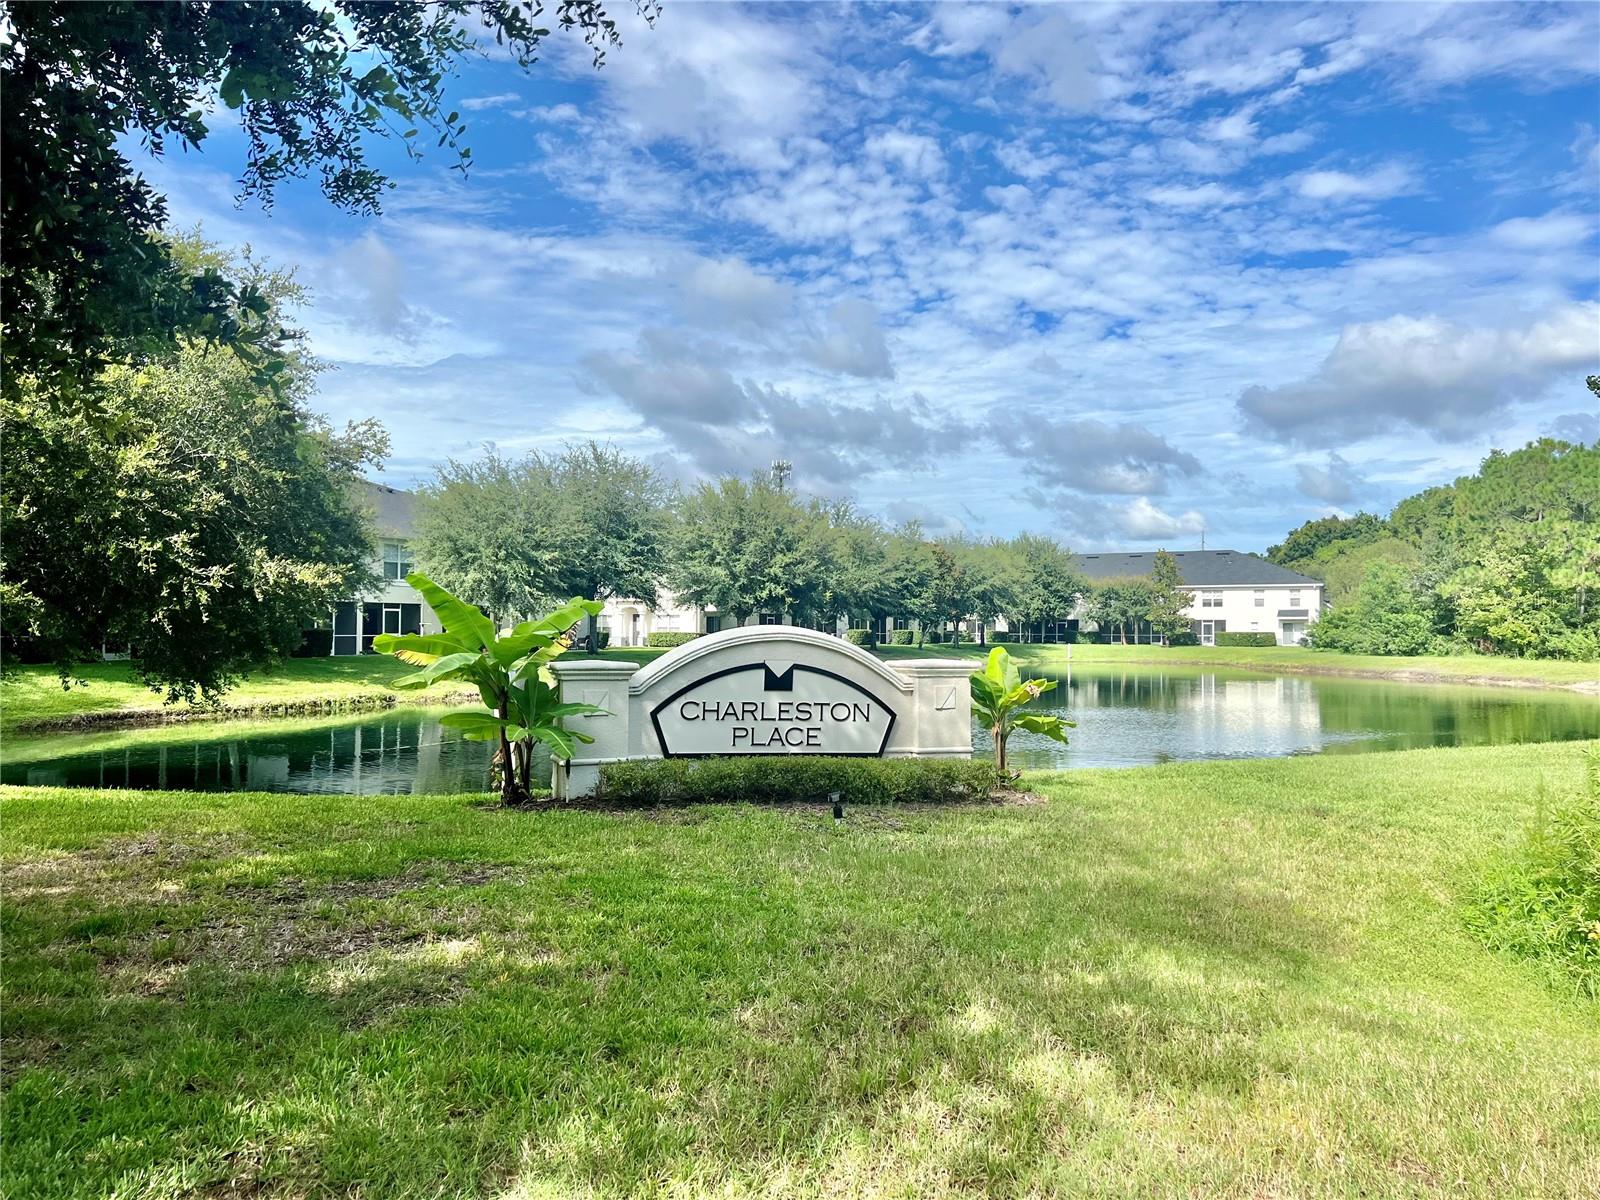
[
  {"left": 358, "top": 480, "right": 417, "bottom": 539},
  {"left": 1072, "top": 550, "right": 1321, "bottom": 587}
]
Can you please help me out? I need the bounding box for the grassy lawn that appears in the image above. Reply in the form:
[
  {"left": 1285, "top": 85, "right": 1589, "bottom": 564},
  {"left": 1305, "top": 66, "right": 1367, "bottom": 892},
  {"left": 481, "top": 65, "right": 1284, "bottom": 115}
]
[
  {"left": 0, "top": 658, "right": 485, "bottom": 733},
  {"left": 4, "top": 742, "right": 1597, "bottom": 1198},
  {"left": 875, "top": 640, "right": 1600, "bottom": 688}
]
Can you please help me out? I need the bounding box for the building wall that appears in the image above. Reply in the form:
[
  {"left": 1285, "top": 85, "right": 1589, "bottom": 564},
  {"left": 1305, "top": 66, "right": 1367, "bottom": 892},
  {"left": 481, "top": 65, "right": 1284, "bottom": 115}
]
[{"left": 1178, "top": 583, "right": 1322, "bottom": 644}]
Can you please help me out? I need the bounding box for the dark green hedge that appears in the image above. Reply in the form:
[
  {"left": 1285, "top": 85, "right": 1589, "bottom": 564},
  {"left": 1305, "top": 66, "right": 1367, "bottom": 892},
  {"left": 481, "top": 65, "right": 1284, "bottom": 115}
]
[
  {"left": 991, "top": 631, "right": 1016, "bottom": 643},
  {"left": 889, "top": 629, "right": 915, "bottom": 645},
  {"left": 1216, "top": 632, "right": 1278, "bottom": 647},
  {"left": 646, "top": 631, "right": 700, "bottom": 647},
  {"left": 294, "top": 628, "right": 333, "bottom": 658},
  {"left": 845, "top": 629, "right": 875, "bottom": 646},
  {"left": 922, "top": 629, "right": 943, "bottom": 644},
  {"left": 1168, "top": 631, "right": 1199, "bottom": 646},
  {"left": 597, "top": 756, "right": 1001, "bottom": 806}
]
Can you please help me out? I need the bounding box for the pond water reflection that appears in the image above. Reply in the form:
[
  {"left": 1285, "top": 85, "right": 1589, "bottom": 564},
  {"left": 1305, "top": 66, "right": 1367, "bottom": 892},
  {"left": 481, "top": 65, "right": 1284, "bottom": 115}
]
[
  {"left": 3, "top": 711, "right": 519, "bottom": 795},
  {"left": 4, "top": 667, "right": 1596, "bottom": 793},
  {"left": 986, "top": 667, "right": 1600, "bottom": 770}
]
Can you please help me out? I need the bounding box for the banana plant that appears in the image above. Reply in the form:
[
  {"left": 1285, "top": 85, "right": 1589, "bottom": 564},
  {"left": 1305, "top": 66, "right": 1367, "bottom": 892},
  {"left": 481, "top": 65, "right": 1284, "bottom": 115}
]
[
  {"left": 372, "top": 572, "right": 606, "bottom": 805},
  {"left": 969, "top": 646, "right": 1074, "bottom": 777}
]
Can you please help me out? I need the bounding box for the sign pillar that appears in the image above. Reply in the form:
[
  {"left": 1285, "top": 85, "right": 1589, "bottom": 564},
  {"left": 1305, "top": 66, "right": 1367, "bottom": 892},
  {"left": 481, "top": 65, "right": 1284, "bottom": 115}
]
[
  {"left": 549, "top": 660, "right": 637, "bottom": 801},
  {"left": 895, "top": 661, "right": 977, "bottom": 757}
]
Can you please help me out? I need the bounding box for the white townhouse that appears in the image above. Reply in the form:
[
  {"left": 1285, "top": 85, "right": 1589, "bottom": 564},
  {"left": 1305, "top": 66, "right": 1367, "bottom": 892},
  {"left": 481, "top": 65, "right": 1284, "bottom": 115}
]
[
  {"left": 1071, "top": 549, "right": 1324, "bottom": 646},
  {"left": 599, "top": 594, "right": 793, "bottom": 647},
  {"left": 315, "top": 481, "right": 440, "bottom": 655},
  {"left": 602, "top": 549, "right": 1323, "bottom": 648}
]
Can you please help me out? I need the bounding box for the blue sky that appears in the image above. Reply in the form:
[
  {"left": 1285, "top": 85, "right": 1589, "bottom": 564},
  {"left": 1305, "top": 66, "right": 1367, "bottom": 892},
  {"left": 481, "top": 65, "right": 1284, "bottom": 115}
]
[{"left": 150, "top": 1, "right": 1599, "bottom": 553}]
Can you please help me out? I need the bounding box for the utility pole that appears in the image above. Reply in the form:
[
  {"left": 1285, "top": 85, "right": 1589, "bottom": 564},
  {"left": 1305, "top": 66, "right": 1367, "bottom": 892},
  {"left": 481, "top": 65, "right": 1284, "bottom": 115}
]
[{"left": 771, "top": 459, "right": 793, "bottom": 492}]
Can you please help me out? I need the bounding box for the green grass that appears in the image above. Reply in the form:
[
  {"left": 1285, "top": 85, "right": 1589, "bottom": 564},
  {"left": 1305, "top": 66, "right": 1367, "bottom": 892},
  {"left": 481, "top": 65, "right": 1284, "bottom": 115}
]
[
  {"left": 0, "top": 658, "right": 481, "bottom": 732},
  {"left": 876, "top": 640, "right": 1600, "bottom": 687},
  {"left": 5, "top": 742, "right": 1598, "bottom": 1198}
]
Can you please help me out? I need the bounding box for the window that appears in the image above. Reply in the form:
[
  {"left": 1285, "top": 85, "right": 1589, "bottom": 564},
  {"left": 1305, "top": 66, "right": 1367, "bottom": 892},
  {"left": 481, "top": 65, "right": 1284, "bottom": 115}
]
[
  {"left": 1250, "top": 621, "right": 1259, "bottom": 630},
  {"left": 1201, "top": 590, "right": 1223, "bottom": 608},
  {"left": 1253, "top": 589, "right": 1264, "bottom": 607},
  {"left": 1289, "top": 589, "right": 1301, "bottom": 607},
  {"left": 382, "top": 539, "right": 413, "bottom": 580}
]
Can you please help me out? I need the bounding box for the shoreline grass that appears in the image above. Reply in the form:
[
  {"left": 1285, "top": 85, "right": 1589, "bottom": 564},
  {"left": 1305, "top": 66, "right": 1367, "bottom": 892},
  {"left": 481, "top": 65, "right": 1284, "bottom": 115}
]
[
  {"left": 4, "top": 741, "right": 1598, "bottom": 1198},
  {"left": 871, "top": 639, "right": 1600, "bottom": 689}
]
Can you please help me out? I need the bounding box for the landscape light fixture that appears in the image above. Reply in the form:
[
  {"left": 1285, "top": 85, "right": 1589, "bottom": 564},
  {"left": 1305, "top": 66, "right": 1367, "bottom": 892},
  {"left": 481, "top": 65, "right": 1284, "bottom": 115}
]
[{"left": 831, "top": 791, "right": 843, "bottom": 823}]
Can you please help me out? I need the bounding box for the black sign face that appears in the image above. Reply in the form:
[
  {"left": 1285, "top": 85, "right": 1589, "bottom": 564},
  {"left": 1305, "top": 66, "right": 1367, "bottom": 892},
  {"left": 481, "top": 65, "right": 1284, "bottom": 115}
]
[{"left": 649, "top": 661, "right": 897, "bottom": 757}]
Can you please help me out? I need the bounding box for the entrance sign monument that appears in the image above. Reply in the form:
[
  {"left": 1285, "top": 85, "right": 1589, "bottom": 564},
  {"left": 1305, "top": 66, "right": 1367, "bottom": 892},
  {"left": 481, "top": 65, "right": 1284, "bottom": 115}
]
[{"left": 550, "top": 625, "right": 974, "bottom": 798}]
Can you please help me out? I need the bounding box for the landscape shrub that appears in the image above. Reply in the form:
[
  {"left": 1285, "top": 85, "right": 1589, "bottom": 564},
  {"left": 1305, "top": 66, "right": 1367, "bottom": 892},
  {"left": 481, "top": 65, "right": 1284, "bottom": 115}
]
[
  {"left": 645, "top": 631, "right": 699, "bottom": 648},
  {"left": 1167, "top": 631, "right": 1199, "bottom": 646},
  {"left": 1466, "top": 752, "right": 1600, "bottom": 1000},
  {"left": 889, "top": 629, "right": 914, "bottom": 645},
  {"left": 1548, "top": 628, "right": 1600, "bottom": 662},
  {"left": 1216, "top": 632, "right": 1278, "bottom": 648},
  {"left": 1312, "top": 561, "right": 1435, "bottom": 656},
  {"left": 597, "top": 756, "right": 1002, "bottom": 807},
  {"left": 922, "top": 629, "right": 944, "bottom": 644},
  {"left": 990, "top": 631, "right": 1016, "bottom": 643},
  {"left": 844, "top": 629, "right": 875, "bottom": 647}
]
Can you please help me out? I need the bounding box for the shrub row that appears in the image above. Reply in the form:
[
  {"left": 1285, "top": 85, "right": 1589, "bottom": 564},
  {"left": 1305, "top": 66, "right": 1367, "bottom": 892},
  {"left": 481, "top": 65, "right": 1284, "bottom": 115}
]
[
  {"left": 990, "top": 631, "right": 1016, "bottom": 643},
  {"left": 886, "top": 629, "right": 913, "bottom": 645},
  {"left": 1167, "top": 631, "right": 1199, "bottom": 646},
  {"left": 844, "top": 629, "right": 875, "bottom": 646},
  {"left": 1216, "top": 632, "right": 1279, "bottom": 647},
  {"left": 645, "top": 631, "right": 700, "bottom": 647},
  {"left": 597, "top": 756, "right": 1002, "bottom": 807}
]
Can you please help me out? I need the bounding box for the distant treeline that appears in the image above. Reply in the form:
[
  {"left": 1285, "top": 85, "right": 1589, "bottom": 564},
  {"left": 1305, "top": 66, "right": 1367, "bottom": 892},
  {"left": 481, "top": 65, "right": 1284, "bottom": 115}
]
[{"left": 1267, "top": 421, "right": 1599, "bottom": 660}]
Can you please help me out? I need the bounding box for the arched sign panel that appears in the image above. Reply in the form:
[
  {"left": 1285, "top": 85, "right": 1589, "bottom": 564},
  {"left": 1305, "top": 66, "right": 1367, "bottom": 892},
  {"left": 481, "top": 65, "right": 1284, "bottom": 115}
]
[{"left": 650, "top": 661, "right": 896, "bottom": 757}]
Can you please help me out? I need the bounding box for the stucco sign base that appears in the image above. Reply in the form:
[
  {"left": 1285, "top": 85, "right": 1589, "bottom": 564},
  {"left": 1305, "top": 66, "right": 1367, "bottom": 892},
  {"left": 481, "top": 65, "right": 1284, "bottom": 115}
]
[{"left": 550, "top": 625, "right": 973, "bottom": 799}]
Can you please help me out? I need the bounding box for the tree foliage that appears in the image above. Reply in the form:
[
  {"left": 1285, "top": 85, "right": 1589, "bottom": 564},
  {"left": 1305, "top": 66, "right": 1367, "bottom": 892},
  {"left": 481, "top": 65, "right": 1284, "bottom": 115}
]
[
  {"left": 1310, "top": 562, "right": 1436, "bottom": 656},
  {"left": 667, "top": 476, "right": 831, "bottom": 625},
  {"left": 1004, "top": 534, "right": 1089, "bottom": 640},
  {"left": 1286, "top": 427, "right": 1600, "bottom": 661},
  {"left": 1146, "top": 549, "right": 1192, "bottom": 641},
  {"left": 412, "top": 441, "right": 668, "bottom": 624},
  {"left": 2, "top": 0, "right": 653, "bottom": 408},
  {"left": 1267, "top": 512, "right": 1389, "bottom": 572},
  {"left": 1086, "top": 578, "right": 1156, "bottom": 645},
  {"left": 1, "top": 239, "right": 385, "bottom": 699}
]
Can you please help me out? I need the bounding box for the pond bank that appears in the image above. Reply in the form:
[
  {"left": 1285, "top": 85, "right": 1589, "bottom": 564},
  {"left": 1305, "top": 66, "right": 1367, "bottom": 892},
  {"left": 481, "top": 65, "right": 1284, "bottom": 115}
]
[
  {"left": 12, "top": 688, "right": 477, "bottom": 734},
  {"left": 872, "top": 642, "right": 1600, "bottom": 695}
]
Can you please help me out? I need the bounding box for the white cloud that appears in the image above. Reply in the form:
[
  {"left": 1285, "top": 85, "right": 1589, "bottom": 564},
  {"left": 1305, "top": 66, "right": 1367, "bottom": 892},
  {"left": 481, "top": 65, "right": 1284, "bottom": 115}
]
[
  {"left": 1295, "top": 163, "right": 1415, "bottom": 202},
  {"left": 865, "top": 128, "right": 945, "bottom": 179},
  {"left": 998, "top": 417, "right": 1203, "bottom": 497},
  {"left": 1489, "top": 211, "right": 1593, "bottom": 251},
  {"left": 1118, "top": 498, "right": 1208, "bottom": 541},
  {"left": 798, "top": 298, "right": 895, "bottom": 378},
  {"left": 459, "top": 92, "right": 520, "bottom": 111},
  {"left": 1146, "top": 182, "right": 1243, "bottom": 208},
  {"left": 1295, "top": 453, "right": 1365, "bottom": 504},
  {"left": 1240, "top": 303, "right": 1600, "bottom": 445}
]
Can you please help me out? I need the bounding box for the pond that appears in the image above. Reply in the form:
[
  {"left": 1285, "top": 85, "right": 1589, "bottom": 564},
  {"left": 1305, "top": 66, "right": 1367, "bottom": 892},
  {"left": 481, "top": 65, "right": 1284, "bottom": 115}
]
[{"left": 4, "top": 667, "right": 1596, "bottom": 794}]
